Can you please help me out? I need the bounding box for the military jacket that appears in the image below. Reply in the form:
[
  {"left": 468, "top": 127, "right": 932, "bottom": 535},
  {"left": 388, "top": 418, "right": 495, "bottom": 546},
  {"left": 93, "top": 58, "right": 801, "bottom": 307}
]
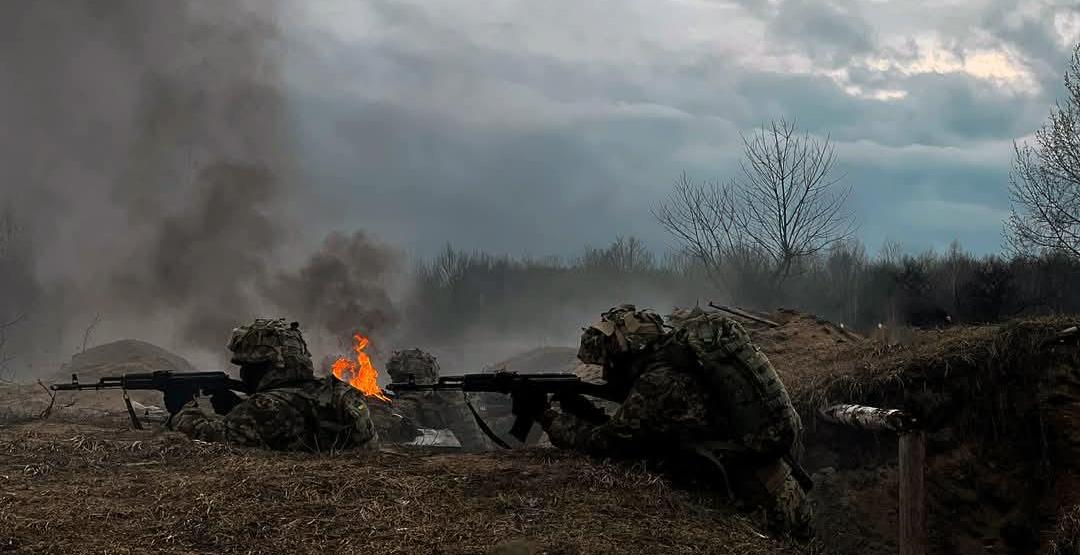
[{"left": 171, "top": 377, "right": 379, "bottom": 452}]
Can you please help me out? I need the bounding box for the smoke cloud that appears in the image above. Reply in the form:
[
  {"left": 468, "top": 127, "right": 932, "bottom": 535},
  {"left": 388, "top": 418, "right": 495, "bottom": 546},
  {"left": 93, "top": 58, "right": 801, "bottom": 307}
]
[
  {"left": 0, "top": 1, "right": 401, "bottom": 372},
  {"left": 109, "top": 162, "right": 283, "bottom": 351},
  {"left": 266, "top": 230, "right": 403, "bottom": 356}
]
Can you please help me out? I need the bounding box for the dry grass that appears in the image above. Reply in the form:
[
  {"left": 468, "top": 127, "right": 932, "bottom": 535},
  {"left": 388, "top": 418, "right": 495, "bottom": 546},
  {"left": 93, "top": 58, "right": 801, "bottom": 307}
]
[
  {"left": 753, "top": 311, "right": 1080, "bottom": 553},
  {"left": 755, "top": 313, "right": 1080, "bottom": 419},
  {"left": 0, "top": 420, "right": 803, "bottom": 555},
  {"left": 1048, "top": 505, "right": 1080, "bottom": 555}
]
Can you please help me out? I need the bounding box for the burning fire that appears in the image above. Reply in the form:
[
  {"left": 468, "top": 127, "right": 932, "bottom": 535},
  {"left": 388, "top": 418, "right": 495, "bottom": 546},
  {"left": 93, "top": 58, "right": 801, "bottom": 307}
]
[{"left": 332, "top": 333, "right": 390, "bottom": 402}]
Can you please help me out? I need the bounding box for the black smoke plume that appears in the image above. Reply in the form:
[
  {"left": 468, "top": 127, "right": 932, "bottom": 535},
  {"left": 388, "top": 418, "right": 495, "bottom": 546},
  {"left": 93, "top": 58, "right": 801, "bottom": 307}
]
[{"left": 0, "top": 1, "right": 400, "bottom": 371}]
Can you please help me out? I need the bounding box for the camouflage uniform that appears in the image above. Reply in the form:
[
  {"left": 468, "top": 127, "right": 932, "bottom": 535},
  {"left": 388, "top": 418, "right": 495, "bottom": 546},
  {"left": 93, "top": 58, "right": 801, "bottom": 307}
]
[
  {"left": 170, "top": 319, "right": 378, "bottom": 452},
  {"left": 542, "top": 305, "right": 812, "bottom": 537},
  {"left": 385, "top": 349, "right": 490, "bottom": 451}
]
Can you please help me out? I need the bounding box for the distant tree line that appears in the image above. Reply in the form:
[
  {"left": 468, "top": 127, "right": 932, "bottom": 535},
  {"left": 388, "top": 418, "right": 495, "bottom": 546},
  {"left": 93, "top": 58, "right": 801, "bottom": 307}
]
[
  {"left": 401, "top": 236, "right": 1080, "bottom": 345},
  {"left": 781, "top": 239, "right": 1080, "bottom": 328},
  {"left": 401, "top": 237, "right": 713, "bottom": 346}
]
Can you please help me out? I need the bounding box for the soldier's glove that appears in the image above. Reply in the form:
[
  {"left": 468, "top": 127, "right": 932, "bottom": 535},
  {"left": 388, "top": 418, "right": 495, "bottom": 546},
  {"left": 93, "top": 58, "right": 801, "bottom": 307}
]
[
  {"left": 209, "top": 389, "right": 244, "bottom": 415},
  {"left": 555, "top": 392, "right": 609, "bottom": 425}
]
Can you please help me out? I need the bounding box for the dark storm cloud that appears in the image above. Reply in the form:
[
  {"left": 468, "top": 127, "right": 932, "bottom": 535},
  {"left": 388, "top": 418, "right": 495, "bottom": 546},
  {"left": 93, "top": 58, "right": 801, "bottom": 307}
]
[
  {"left": 294, "top": 97, "right": 632, "bottom": 256},
  {"left": 742, "top": 0, "right": 878, "bottom": 65},
  {"left": 283, "top": 0, "right": 1080, "bottom": 259}
]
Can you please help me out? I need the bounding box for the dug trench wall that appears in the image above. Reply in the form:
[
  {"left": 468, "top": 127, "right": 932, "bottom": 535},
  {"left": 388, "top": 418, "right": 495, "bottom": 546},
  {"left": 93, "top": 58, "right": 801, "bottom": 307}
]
[{"left": 752, "top": 310, "right": 1080, "bottom": 555}]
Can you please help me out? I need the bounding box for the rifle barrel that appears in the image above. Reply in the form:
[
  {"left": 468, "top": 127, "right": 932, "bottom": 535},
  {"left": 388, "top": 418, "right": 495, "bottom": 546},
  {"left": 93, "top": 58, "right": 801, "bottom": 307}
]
[
  {"left": 386, "top": 372, "right": 623, "bottom": 402},
  {"left": 49, "top": 371, "right": 245, "bottom": 393}
]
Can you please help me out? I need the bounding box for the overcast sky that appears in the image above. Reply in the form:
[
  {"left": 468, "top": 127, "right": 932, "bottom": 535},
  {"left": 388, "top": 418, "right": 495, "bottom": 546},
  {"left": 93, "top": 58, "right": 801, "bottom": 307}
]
[{"left": 280, "top": 0, "right": 1080, "bottom": 260}]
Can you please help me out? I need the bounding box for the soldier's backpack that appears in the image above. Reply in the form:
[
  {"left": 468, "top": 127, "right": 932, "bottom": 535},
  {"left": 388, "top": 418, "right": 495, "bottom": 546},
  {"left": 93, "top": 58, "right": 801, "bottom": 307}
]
[{"left": 673, "top": 311, "right": 801, "bottom": 460}]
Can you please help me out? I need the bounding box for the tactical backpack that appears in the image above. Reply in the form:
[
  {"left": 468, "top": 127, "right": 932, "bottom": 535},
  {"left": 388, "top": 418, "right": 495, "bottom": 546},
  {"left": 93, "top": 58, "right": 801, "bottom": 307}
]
[{"left": 674, "top": 312, "right": 801, "bottom": 459}]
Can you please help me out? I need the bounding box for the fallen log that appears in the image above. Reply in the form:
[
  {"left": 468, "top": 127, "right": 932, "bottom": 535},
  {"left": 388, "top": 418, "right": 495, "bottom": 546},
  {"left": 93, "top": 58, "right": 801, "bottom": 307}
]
[{"left": 819, "top": 403, "right": 920, "bottom": 433}]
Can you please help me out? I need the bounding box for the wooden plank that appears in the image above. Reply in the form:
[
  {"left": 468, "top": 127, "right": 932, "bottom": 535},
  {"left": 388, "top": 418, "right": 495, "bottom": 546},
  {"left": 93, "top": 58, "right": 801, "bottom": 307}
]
[
  {"left": 819, "top": 404, "right": 919, "bottom": 433},
  {"left": 899, "top": 431, "right": 927, "bottom": 555},
  {"left": 707, "top": 302, "right": 781, "bottom": 328}
]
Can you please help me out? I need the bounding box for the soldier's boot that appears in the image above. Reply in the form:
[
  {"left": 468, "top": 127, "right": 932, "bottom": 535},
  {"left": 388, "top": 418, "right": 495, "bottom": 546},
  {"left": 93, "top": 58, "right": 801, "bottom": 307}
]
[{"left": 756, "top": 459, "right": 814, "bottom": 539}]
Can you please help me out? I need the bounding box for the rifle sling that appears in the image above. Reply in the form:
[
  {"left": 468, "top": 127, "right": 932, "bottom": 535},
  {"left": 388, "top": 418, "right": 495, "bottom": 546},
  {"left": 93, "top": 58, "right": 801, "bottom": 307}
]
[
  {"left": 783, "top": 453, "right": 814, "bottom": 491},
  {"left": 462, "top": 392, "right": 512, "bottom": 450}
]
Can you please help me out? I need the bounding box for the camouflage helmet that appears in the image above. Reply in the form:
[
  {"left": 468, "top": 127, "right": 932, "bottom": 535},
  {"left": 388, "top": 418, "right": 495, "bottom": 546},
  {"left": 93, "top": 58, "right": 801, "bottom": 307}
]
[
  {"left": 386, "top": 348, "right": 440, "bottom": 384},
  {"left": 577, "top": 304, "right": 666, "bottom": 366},
  {"left": 227, "top": 319, "right": 315, "bottom": 389}
]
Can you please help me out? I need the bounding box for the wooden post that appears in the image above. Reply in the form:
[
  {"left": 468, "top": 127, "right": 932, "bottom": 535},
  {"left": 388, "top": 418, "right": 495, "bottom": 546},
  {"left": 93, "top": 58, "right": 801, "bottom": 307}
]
[
  {"left": 820, "top": 404, "right": 927, "bottom": 555},
  {"left": 899, "top": 431, "right": 926, "bottom": 555}
]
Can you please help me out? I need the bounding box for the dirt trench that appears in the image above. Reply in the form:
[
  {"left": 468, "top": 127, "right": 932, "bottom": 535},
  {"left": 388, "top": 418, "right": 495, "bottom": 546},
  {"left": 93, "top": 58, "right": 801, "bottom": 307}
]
[{"left": 750, "top": 310, "right": 1080, "bottom": 555}]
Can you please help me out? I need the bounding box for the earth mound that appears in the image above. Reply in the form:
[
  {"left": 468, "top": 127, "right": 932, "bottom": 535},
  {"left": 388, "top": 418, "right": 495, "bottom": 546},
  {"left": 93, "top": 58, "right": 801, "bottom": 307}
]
[
  {"left": 0, "top": 339, "right": 202, "bottom": 420},
  {"left": 59, "top": 339, "right": 197, "bottom": 380}
]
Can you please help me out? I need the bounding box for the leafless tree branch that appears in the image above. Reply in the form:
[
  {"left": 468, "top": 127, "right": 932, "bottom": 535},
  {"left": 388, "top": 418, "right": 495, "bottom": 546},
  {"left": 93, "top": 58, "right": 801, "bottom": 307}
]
[
  {"left": 653, "top": 117, "right": 856, "bottom": 294},
  {"left": 36, "top": 379, "right": 73, "bottom": 419},
  {"left": 1007, "top": 45, "right": 1080, "bottom": 258}
]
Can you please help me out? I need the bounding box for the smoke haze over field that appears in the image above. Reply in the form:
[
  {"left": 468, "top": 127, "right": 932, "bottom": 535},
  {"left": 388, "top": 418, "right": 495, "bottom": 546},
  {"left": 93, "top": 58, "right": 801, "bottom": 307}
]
[{"left": 0, "top": 0, "right": 631, "bottom": 376}]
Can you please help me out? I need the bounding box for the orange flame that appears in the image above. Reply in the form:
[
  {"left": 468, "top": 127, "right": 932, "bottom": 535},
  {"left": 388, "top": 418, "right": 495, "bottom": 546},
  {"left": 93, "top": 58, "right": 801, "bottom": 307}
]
[{"left": 332, "top": 333, "right": 390, "bottom": 402}]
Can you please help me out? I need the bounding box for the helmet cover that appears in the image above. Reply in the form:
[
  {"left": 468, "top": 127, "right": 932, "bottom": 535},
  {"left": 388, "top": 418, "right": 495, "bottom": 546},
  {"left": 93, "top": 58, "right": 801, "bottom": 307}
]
[
  {"left": 228, "top": 318, "right": 314, "bottom": 390},
  {"left": 577, "top": 304, "right": 665, "bottom": 366},
  {"left": 386, "top": 348, "right": 440, "bottom": 384}
]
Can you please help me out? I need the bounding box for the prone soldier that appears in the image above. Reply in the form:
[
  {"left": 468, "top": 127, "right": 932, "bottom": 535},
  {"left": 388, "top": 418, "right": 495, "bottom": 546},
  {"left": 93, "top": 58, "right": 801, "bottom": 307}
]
[
  {"left": 540, "top": 305, "right": 813, "bottom": 537},
  {"left": 385, "top": 348, "right": 491, "bottom": 451},
  {"left": 169, "top": 318, "right": 379, "bottom": 452}
]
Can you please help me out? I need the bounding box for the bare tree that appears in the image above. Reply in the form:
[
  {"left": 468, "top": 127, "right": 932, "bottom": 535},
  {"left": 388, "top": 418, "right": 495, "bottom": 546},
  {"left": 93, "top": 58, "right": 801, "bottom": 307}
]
[
  {"left": 654, "top": 117, "right": 855, "bottom": 292},
  {"left": 878, "top": 239, "right": 905, "bottom": 267},
  {"left": 1006, "top": 45, "right": 1080, "bottom": 257}
]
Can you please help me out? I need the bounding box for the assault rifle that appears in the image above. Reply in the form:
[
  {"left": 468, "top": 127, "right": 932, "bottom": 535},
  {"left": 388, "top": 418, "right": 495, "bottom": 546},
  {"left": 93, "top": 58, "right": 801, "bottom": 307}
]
[
  {"left": 50, "top": 371, "right": 249, "bottom": 429},
  {"left": 386, "top": 371, "right": 624, "bottom": 448},
  {"left": 387, "top": 371, "right": 815, "bottom": 490}
]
